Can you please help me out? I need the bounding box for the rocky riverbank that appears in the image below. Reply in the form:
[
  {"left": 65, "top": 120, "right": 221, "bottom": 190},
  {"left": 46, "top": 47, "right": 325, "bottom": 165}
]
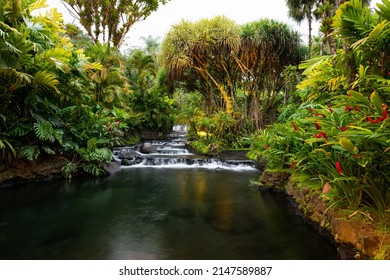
[
  {"left": 0, "top": 156, "right": 68, "bottom": 187},
  {"left": 253, "top": 170, "right": 390, "bottom": 260}
]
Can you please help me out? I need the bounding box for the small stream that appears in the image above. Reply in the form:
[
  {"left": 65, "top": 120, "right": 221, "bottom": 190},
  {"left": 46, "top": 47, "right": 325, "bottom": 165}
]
[{"left": 0, "top": 126, "right": 339, "bottom": 260}]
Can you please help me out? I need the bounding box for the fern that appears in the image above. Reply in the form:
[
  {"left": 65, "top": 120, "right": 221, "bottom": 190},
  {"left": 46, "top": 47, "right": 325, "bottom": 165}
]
[
  {"left": 61, "top": 161, "right": 78, "bottom": 180},
  {"left": 82, "top": 163, "right": 105, "bottom": 176},
  {"left": 0, "top": 135, "right": 16, "bottom": 162},
  {"left": 33, "top": 70, "right": 59, "bottom": 92},
  {"left": 90, "top": 148, "right": 112, "bottom": 162},
  {"left": 19, "top": 145, "right": 40, "bottom": 161},
  {"left": 86, "top": 138, "right": 98, "bottom": 151},
  {"left": 42, "top": 146, "right": 55, "bottom": 155}
]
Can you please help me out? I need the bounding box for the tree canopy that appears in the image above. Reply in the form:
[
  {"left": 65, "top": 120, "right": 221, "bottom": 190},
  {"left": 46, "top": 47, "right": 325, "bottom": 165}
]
[
  {"left": 160, "top": 17, "right": 303, "bottom": 128},
  {"left": 62, "top": 0, "right": 170, "bottom": 48}
]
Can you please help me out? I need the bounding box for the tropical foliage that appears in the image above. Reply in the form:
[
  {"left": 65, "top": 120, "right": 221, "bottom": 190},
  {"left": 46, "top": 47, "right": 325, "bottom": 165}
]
[
  {"left": 249, "top": 0, "right": 390, "bottom": 227},
  {"left": 160, "top": 17, "right": 304, "bottom": 154},
  {"left": 0, "top": 0, "right": 174, "bottom": 177}
]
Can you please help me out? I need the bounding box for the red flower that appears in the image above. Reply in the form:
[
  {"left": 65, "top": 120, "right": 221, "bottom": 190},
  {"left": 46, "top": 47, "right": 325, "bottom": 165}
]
[
  {"left": 382, "top": 109, "right": 388, "bottom": 119},
  {"left": 355, "top": 106, "right": 361, "bottom": 112},
  {"left": 339, "top": 126, "right": 349, "bottom": 132},
  {"left": 314, "top": 113, "right": 326, "bottom": 118},
  {"left": 314, "top": 132, "right": 328, "bottom": 139},
  {"left": 314, "top": 121, "right": 321, "bottom": 130},
  {"left": 345, "top": 106, "right": 353, "bottom": 112},
  {"left": 265, "top": 145, "right": 270, "bottom": 150},
  {"left": 366, "top": 109, "right": 388, "bottom": 124},
  {"left": 289, "top": 162, "right": 295, "bottom": 169},
  {"left": 328, "top": 104, "right": 333, "bottom": 113},
  {"left": 335, "top": 162, "right": 343, "bottom": 175},
  {"left": 291, "top": 122, "right": 299, "bottom": 131}
]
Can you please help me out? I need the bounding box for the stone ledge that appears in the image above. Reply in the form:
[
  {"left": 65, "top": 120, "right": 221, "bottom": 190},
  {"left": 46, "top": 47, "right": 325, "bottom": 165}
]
[
  {"left": 286, "top": 178, "right": 389, "bottom": 259},
  {"left": 254, "top": 170, "right": 390, "bottom": 259}
]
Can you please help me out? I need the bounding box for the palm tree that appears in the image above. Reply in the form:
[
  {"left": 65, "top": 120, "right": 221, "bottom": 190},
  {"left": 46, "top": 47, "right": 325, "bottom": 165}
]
[{"left": 286, "top": 0, "right": 318, "bottom": 57}]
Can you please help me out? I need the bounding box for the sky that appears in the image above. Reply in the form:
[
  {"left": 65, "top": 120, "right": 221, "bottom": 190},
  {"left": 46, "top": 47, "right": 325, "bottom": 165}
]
[{"left": 44, "top": 0, "right": 382, "bottom": 49}]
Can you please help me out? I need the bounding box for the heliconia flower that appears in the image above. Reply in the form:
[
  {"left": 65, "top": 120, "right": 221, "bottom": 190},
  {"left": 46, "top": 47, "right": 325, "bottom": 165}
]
[
  {"left": 345, "top": 106, "right": 353, "bottom": 111},
  {"left": 366, "top": 109, "right": 388, "bottom": 124},
  {"left": 339, "top": 126, "right": 349, "bottom": 132},
  {"left": 314, "top": 113, "right": 326, "bottom": 118},
  {"left": 289, "top": 162, "right": 295, "bottom": 169},
  {"left": 355, "top": 106, "right": 361, "bottom": 112},
  {"left": 314, "top": 132, "right": 328, "bottom": 139},
  {"left": 335, "top": 162, "right": 343, "bottom": 175},
  {"left": 291, "top": 122, "right": 299, "bottom": 131},
  {"left": 265, "top": 145, "right": 270, "bottom": 150},
  {"left": 366, "top": 117, "right": 377, "bottom": 124},
  {"left": 347, "top": 93, "right": 351, "bottom": 98},
  {"left": 314, "top": 121, "right": 321, "bottom": 130},
  {"left": 328, "top": 104, "right": 333, "bottom": 113},
  {"left": 382, "top": 109, "right": 388, "bottom": 119}
]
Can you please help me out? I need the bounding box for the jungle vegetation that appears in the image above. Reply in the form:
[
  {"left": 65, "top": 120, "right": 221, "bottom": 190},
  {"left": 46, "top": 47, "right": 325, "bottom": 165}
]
[{"left": 1, "top": 0, "right": 389, "bottom": 235}]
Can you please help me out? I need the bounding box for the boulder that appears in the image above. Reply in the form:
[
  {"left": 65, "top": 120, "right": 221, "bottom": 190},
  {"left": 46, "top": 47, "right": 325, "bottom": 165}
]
[
  {"left": 102, "top": 161, "right": 121, "bottom": 175},
  {"left": 140, "top": 142, "right": 155, "bottom": 154}
]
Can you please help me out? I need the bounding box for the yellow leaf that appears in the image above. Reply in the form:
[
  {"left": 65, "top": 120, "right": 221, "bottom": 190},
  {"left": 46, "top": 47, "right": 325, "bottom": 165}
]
[{"left": 339, "top": 137, "right": 359, "bottom": 154}]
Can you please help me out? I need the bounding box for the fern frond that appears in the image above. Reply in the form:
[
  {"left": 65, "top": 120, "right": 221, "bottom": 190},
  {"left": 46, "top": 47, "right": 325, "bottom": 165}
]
[{"left": 33, "top": 70, "right": 59, "bottom": 92}]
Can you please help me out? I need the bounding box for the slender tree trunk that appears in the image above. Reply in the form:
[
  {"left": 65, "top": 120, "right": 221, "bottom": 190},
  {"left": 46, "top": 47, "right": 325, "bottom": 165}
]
[{"left": 308, "top": 9, "right": 313, "bottom": 58}]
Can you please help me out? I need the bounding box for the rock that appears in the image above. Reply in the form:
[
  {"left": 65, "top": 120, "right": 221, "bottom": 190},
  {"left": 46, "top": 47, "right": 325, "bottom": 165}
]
[
  {"left": 332, "top": 218, "right": 359, "bottom": 246},
  {"left": 121, "top": 157, "right": 143, "bottom": 166},
  {"left": 118, "top": 150, "right": 139, "bottom": 160},
  {"left": 140, "top": 143, "right": 155, "bottom": 154},
  {"left": 102, "top": 161, "right": 121, "bottom": 175},
  {"left": 259, "top": 171, "right": 290, "bottom": 189},
  {"left": 0, "top": 156, "right": 67, "bottom": 186}
]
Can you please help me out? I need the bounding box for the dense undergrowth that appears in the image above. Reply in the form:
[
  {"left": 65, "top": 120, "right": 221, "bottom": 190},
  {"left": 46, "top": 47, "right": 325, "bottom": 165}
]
[
  {"left": 0, "top": 0, "right": 174, "bottom": 178},
  {"left": 247, "top": 0, "right": 390, "bottom": 229}
]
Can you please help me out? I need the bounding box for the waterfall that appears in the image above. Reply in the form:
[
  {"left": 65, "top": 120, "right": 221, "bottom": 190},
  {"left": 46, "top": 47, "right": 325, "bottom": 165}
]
[{"left": 113, "top": 126, "right": 257, "bottom": 170}]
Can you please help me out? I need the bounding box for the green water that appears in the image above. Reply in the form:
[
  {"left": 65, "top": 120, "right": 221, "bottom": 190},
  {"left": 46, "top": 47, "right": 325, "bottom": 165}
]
[{"left": 0, "top": 168, "right": 338, "bottom": 259}]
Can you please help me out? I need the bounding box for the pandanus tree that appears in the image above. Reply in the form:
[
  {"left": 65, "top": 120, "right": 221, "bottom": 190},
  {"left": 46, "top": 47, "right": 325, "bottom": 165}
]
[
  {"left": 159, "top": 16, "right": 241, "bottom": 115},
  {"left": 239, "top": 19, "right": 303, "bottom": 128},
  {"left": 160, "top": 17, "right": 303, "bottom": 130}
]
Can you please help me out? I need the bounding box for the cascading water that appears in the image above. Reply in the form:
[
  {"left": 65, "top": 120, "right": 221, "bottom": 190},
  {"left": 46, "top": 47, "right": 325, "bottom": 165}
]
[{"left": 113, "top": 125, "right": 257, "bottom": 170}]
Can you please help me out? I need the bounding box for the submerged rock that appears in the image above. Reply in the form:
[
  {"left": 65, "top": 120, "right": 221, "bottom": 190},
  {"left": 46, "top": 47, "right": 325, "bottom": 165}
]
[{"left": 169, "top": 208, "right": 196, "bottom": 219}]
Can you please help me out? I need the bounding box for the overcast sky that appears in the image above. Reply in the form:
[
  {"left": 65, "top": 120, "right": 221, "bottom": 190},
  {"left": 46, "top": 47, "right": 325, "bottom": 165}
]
[{"left": 44, "top": 0, "right": 382, "bottom": 49}]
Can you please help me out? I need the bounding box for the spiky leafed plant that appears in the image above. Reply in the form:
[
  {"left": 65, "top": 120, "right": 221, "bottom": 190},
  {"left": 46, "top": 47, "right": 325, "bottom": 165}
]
[
  {"left": 160, "top": 16, "right": 241, "bottom": 115},
  {"left": 239, "top": 19, "right": 303, "bottom": 128}
]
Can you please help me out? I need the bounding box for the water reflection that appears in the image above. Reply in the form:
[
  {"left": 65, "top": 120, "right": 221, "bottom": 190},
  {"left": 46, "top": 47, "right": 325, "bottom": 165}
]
[{"left": 0, "top": 168, "right": 338, "bottom": 260}]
